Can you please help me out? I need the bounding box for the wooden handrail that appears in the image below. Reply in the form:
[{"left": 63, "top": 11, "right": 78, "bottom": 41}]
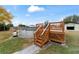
[
  {"left": 41, "top": 23, "right": 49, "bottom": 36},
  {"left": 34, "top": 24, "right": 44, "bottom": 39},
  {"left": 36, "top": 23, "right": 43, "bottom": 28},
  {"left": 34, "top": 25, "right": 42, "bottom": 34},
  {"left": 40, "top": 23, "right": 50, "bottom": 42}
]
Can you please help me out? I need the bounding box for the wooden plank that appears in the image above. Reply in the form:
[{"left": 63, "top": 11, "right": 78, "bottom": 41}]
[{"left": 34, "top": 21, "right": 65, "bottom": 47}]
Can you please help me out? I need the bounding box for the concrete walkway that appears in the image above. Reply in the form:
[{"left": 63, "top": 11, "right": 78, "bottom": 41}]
[
  {"left": 13, "top": 42, "right": 57, "bottom": 54},
  {"left": 14, "top": 44, "right": 41, "bottom": 54},
  {"left": 13, "top": 41, "right": 66, "bottom": 54}
]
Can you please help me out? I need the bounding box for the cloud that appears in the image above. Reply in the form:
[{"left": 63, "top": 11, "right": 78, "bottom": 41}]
[
  {"left": 27, "top": 5, "right": 45, "bottom": 12},
  {"left": 25, "top": 14, "right": 30, "bottom": 16},
  {"left": 6, "top": 9, "right": 10, "bottom": 12}
]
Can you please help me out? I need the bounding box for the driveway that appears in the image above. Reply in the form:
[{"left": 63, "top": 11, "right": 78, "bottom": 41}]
[{"left": 14, "top": 44, "right": 41, "bottom": 54}]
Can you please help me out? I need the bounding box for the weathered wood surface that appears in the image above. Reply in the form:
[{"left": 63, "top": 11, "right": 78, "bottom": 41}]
[
  {"left": 34, "top": 22, "right": 65, "bottom": 47},
  {"left": 49, "top": 22, "right": 64, "bottom": 43}
]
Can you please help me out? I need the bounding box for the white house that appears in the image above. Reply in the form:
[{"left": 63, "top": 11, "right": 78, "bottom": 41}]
[{"left": 65, "top": 23, "right": 79, "bottom": 31}]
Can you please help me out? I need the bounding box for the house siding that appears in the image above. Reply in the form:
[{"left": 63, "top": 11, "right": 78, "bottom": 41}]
[{"left": 65, "top": 23, "right": 79, "bottom": 31}]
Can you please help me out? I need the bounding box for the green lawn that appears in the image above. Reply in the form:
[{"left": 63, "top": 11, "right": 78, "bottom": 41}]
[
  {"left": 38, "top": 31, "right": 79, "bottom": 54},
  {"left": 0, "top": 37, "right": 33, "bottom": 54}
]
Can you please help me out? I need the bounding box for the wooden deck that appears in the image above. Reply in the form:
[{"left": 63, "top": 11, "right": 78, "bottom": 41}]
[{"left": 34, "top": 22, "right": 65, "bottom": 47}]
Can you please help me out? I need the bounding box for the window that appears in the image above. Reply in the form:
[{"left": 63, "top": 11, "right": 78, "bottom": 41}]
[{"left": 67, "top": 26, "right": 74, "bottom": 30}]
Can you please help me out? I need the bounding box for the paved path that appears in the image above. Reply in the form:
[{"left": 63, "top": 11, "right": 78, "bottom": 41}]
[
  {"left": 13, "top": 41, "right": 67, "bottom": 54},
  {"left": 13, "top": 42, "right": 58, "bottom": 54},
  {"left": 14, "top": 44, "right": 41, "bottom": 54}
]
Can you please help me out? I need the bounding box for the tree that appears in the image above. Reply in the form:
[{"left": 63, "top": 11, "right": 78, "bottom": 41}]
[
  {"left": 6, "top": 24, "right": 14, "bottom": 30},
  {"left": 0, "top": 6, "right": 13, "bottom": 31},
  {"left": 44, "top": 20, "right": 49, "bottom": 27},
  {"left": 64, "top": 15, "right": 79, "bottom": 24},
  {"left": 18, "top": 24, "right": 26, "bottom": 27},
  {"left": 0, "top": 23, "right": 4, "bottom": 31},
  {"left": 0, "top": 7, "right": 13, "bottom": 23}
]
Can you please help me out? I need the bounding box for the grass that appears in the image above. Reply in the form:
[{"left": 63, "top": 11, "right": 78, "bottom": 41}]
[
  {"left": 38, "top": 31, "right": 79, "bottom": 54},
  {"left": 0, "top": 31, "right": 12, "bottom": 43},
  {"left": 0, "top": 37, "right": 33, "bottom": 54}
]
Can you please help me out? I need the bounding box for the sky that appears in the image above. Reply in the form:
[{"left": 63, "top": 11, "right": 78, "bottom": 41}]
[{"left": 1, "top": 5, "right": 79, "bottom": 26}]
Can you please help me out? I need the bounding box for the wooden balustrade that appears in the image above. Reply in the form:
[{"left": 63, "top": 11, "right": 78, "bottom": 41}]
[
  {"left": 40, "top": 23, "right": 50, "bottom": 45},
  {"left": 34, "top": 24, "right": 43, "bottom": 40},
  {"left": 49, "top": 22, "right": 65, "bottom": 43}
]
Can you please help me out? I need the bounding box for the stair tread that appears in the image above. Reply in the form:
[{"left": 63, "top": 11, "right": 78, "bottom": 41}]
[
  {"left": 35, "top": 41, "right": 42, "bottom": 47},
  {"left": 36, "top": 39, "right": 43, "bottom": 43}
]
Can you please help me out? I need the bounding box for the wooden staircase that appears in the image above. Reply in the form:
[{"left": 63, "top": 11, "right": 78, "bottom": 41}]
[
  {"left": 34, "top": 23, "right": 50, "bottom": 47},
  {"left": 34, "top": 22, "right": 65, "bottom": 47}
]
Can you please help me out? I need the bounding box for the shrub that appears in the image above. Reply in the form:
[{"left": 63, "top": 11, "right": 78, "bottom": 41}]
[{"left": 0, "top": 23, "right": 13, "bottom": 31}]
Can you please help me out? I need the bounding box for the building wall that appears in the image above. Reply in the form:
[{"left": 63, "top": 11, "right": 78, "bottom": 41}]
[
  {"left": 65, "top": 23, "right": 79, "bottom": 31},
  {"left": 75, "top": 24, "right": 79, "bottom": 31}
]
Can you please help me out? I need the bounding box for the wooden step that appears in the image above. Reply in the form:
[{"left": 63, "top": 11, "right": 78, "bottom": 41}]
[
  {"left": 35, "top": 39, "right": 48, "bottom": 47},
  {"left": 35, "top": 39, "right": 43, "bottom": 44},
  {"left": 35, "top": 36, "right": 42, "bottom": 40},
  {"left": 34, "top": 41, "right": 42, "bottom": 47}
]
